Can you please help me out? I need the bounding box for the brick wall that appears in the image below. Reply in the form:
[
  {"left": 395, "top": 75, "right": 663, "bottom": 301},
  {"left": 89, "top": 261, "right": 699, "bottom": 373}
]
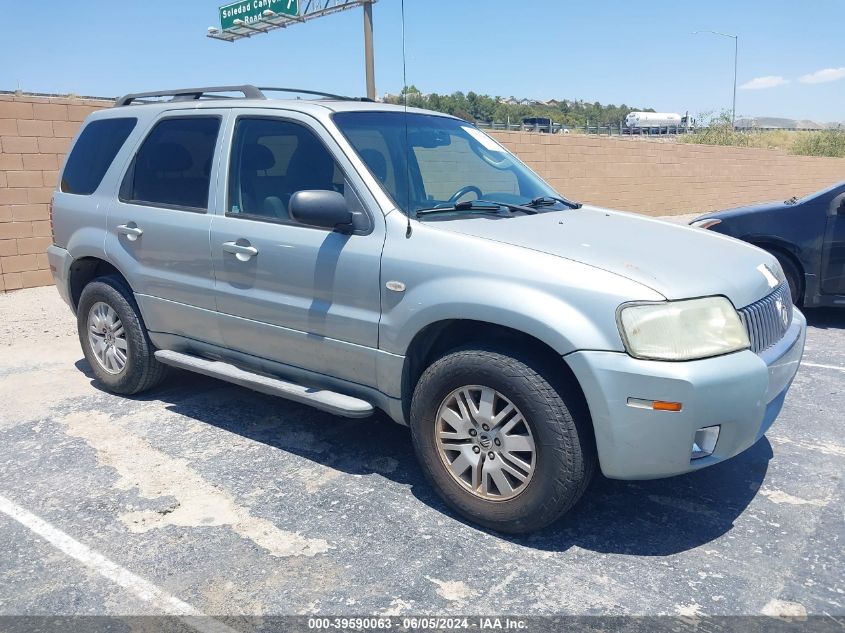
[
  {"left": 0, "top": 93, "right": 111, "bottom": 292},
  {"left": 489, "top": 131, "right": 845, "bottom": 216},
  {"left": 1, "top": 92, "right": 844, "bottom": 292}
]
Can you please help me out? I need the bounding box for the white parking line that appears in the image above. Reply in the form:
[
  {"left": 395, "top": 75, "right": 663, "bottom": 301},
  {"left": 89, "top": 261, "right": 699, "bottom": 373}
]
[
  {"left": 0, "top": 493, "right": 238, "bottom": 633},
  {"left": 802, "top": 361, "right": 845, "bottom": 373}
]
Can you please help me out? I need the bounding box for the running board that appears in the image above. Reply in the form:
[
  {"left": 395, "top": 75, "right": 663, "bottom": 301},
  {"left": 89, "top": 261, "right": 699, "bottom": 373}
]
[{"left": 154, "top": 350, "right": 374, "bottom": 418}]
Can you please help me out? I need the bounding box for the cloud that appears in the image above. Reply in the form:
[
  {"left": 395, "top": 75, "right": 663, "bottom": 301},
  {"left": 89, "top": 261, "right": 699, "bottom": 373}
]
[
  {"left": 739, "top": 76, "right": 789, "bottom": 90},
  {"left": 798, "top": 67, "right": 845, "bottom": 84}
]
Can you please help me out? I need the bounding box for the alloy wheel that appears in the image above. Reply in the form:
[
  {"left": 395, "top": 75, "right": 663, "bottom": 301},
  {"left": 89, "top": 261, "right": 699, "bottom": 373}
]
[
  {"left": 87, "top": 301, "right": 128, "bottom": 375},
  {"left": 434, "top": 385, "right": 536, "bottom": 501}
]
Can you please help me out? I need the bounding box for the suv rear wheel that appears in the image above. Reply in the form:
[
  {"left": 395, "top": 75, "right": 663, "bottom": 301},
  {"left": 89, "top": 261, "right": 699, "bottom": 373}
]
[
  {"left": 77, "top": 276, "right": 167, "bottom": 395},
  {"left": 410, "top": 346, "right": 595, "bottom": 533}
]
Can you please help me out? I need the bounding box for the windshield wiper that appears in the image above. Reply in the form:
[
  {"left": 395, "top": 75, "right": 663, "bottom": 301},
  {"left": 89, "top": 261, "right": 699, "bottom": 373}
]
[
  {"left": 415, "top": 199, "right": 537, "bottom": 217},
  {"left": 475, "top": 199, "right": 539, "bottom": 215},
  {"left": 528, "top": 195, "right": 582, "bottom": 210},
  {"left": 415, "top": 201, "right": 505, "bottom": 217}
]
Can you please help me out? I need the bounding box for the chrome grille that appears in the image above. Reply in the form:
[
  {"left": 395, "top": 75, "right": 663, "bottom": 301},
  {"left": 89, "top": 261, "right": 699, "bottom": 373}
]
[{"left": 737, "top": 283, "right": 793, "bottom": 354}]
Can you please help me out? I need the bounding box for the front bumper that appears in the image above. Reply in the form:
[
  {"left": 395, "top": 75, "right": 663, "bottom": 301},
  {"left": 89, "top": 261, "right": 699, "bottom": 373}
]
[{"left": 566, "top": 308, "right": 806, "bottom": 479}]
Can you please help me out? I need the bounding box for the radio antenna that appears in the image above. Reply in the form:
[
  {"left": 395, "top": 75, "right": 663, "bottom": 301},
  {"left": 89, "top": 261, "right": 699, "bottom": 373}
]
[{"left": 401, "top": 0, "right": 412, "bottom": 238}]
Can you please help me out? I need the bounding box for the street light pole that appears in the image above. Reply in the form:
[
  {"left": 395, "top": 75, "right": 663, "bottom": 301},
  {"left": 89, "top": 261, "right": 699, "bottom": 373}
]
[
  {"left": 693, "top": 30, "right": 738, "bottom": 127},
  {"left": 363, "top": 0, "right": 376, "bottom": 100},
  {"left": 732, "top": 34, "right": 738, "bottom": 128}
]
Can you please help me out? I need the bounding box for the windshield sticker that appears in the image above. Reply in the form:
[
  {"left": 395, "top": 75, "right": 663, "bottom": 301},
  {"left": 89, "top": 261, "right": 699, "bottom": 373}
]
[{"left": 462, "top": 126, "right": 506, "bottom": 153}]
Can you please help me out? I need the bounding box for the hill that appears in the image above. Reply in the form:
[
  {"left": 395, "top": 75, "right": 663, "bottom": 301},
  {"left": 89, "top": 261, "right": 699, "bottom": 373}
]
[{"left": 733, "top": 117, "right": 833, "bottom": 130}]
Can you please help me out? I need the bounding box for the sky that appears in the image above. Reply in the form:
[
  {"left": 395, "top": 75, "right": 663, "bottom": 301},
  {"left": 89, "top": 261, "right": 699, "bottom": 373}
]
[{"left": 0, "top": 0, "right": 842, "bottom": 122}]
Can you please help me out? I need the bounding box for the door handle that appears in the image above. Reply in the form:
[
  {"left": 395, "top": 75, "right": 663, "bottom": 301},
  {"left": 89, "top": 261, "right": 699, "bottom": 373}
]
[
  {"left": 116, "top": 223, "right": 143, "bottom": 241},
  {"left": 222, "top": 241, "right": 259, "bottom": 261}
]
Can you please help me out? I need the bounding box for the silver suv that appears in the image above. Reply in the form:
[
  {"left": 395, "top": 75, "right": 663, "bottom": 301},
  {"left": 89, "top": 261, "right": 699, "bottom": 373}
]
[{"left": 48, "top": 85, "right": 806, "bottom": 533}]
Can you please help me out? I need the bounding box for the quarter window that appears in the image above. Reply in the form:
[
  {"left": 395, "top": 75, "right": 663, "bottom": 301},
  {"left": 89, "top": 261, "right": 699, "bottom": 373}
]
[
  {"left": 61, "top": 118, "right": 137, "bottom": 195},
  {"left": 121, "top": 117, "right": 221, "bottom": 211},
  {"left": 228, "top": 117, "right": 344, "bottom": 221}
]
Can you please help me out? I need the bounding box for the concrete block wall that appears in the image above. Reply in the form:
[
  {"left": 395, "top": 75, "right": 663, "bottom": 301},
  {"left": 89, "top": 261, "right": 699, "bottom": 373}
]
[
  {"left": 489, "top": 131, "right": 845, "bottom": 216},
  {"left": 1, "top": 91, "right": 844, "bottom": 292},
  {"left": 0, "top": 93, "right": 111, "bottom": 292}
]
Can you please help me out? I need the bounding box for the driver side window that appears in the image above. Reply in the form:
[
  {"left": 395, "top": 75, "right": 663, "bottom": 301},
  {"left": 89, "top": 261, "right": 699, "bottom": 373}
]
[
  {"left": 227, "top": 117, "right": 344, "bottom": 222},
  {"left": 413, "top": 134, "right": 518, "bottom": 201}
]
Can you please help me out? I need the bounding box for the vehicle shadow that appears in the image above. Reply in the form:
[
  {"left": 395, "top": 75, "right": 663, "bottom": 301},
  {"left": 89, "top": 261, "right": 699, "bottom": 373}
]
[
  {"left": 76, "top": 360, "right": 771, "bottom": 557},
  {"left": 512, "top": 439, "right": 771, "bottom": 555},
  {"left": 803, "top": 307, "right": 845, "bottom": 330}
]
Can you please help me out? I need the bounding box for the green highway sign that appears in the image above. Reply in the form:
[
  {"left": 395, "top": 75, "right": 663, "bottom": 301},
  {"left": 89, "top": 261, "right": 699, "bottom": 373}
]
[{"left": 219, "top": 0, "right": 299, "bottom": 30}]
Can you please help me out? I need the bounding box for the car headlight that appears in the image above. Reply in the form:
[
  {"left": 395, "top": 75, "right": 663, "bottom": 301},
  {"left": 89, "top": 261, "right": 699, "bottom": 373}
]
[
  {"left": 618, "top": 296, "right": 750, "bottom": 361},
  {"left": 690, "top": 218, "right": 721, "bottom": 229}
]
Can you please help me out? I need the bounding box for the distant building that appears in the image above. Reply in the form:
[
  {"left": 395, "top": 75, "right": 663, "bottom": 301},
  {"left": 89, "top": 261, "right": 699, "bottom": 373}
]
[{"left": 498, "top": 96, "right": 557, "bottom": 107}]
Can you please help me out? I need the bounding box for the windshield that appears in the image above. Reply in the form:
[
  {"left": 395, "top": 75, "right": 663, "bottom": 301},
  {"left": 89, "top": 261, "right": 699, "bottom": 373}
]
[{"left": 333, "top": 111, "right": 559, "bottom": 217}]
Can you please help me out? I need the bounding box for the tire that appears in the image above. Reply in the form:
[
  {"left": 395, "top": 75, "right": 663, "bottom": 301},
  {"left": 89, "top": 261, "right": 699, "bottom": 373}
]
[
  {"left": 410, "top": 346, "right": 595, "bottom": 534},
  {"left": 769, "top": 251, "right": 803, "bottom": 306},
  {"left": 77, "top": 275, "right": 168, "bottom": 395}
]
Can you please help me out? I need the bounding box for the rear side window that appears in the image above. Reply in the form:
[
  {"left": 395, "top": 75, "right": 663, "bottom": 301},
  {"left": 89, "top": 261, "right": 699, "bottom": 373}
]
[
  {"left": 61, "top": 118, "right": 137, "bottom": 195},
  {"left": 121, "top": 116, "right": 221, "bottom": 211}
]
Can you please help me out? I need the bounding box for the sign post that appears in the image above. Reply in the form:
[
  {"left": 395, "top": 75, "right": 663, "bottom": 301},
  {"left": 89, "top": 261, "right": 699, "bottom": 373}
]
[{"left": 363, "top": 0, "right": 375, "bottom": 101}]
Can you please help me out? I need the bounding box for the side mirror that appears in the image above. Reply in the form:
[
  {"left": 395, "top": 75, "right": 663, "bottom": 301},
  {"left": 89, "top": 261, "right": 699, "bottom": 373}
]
[{"left": 289, "top": 190, "right": 354, "bottom": 232}]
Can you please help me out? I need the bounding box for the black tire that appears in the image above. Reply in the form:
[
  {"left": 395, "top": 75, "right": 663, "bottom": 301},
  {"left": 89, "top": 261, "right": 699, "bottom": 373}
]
[
  {"left": 410, "top": 346, "right": 595, "bottom": 534},
  {"left": 769, "top": 251, "right": 803, "bottom": 306},
  {"left": 77, "top": 275, "right": 168, "bottom": 395}
]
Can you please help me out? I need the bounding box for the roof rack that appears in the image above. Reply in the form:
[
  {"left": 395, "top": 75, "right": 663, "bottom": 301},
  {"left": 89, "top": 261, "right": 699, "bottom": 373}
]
[
  {"left": 115, "top": 85, "right": 263, "bottom": 106},
  {"left": 258, "top": 87, "right": 372, "bottom": 102},
  {"left": 114, "top": 85, "right": 371, "bottom": 107}
]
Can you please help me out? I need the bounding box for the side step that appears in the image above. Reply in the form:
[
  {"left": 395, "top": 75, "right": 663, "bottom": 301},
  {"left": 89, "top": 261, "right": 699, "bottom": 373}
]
[{"left": 154, "top": 350, "right": 374, "bottom": 418}]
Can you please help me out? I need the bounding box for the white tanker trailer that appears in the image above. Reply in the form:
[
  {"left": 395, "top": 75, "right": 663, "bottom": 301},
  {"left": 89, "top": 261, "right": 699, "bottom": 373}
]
[{"left": 624, "top": 111, "right": 685, "bottom": 130}]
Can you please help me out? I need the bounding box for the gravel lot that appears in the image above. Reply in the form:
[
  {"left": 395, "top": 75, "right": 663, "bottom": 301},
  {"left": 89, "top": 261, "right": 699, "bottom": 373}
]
[{"left": 0, "top": 285, "right": 842, "bottom": 623}]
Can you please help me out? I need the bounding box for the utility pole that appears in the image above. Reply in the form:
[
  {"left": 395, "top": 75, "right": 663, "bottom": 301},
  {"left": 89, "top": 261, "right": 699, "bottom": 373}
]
[
  {"left": 363, "top": 0, "right": 376, "bottom": 100},
  {"left": 692, "top": 30, "right": 739, "bottom": 127}
]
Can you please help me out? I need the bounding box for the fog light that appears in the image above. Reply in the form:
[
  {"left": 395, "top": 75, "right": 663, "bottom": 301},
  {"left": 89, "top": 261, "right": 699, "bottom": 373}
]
[{"left": 691, "top": 426, "right": 720, "bottom": 460}]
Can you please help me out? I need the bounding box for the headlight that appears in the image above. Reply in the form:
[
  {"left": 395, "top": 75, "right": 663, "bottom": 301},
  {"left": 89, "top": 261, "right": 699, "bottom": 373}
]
[
  {"left": 618, "top": 296, "right": 750, "bottom": 361},
  {"left": 690, "top": 218, "right": 721, "bottom": 229}
]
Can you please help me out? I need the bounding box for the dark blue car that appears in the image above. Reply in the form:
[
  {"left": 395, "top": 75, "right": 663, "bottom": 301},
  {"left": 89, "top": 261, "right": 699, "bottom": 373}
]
[{"left": 691, "top": 181, "right": 845, "bottom": 308}]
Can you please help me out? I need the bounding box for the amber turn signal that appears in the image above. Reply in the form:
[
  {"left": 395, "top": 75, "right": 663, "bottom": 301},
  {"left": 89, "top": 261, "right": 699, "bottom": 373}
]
[
  {"left": 626, "top": 398, "right": 683, "bottom": 412},
  {"left": 652, "top": 401, "right": 683, "bottom": 412}
]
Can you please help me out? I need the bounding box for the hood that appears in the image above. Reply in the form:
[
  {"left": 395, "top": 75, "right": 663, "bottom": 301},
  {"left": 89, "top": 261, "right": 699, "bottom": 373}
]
[
  {"left": 436, "top": 205, "right": 780, "bottom": 308},
  {"left": 696, "top": 180, "right": 845, "bottom": 222},
  {"left": 695, "top": 200, "right": 790, "bottom": 222}
]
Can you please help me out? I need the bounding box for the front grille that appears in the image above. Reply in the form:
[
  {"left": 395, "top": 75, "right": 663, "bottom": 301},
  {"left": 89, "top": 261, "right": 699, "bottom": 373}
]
[{"left": 737, "top": 283, "right": 793, "bottom": 354}]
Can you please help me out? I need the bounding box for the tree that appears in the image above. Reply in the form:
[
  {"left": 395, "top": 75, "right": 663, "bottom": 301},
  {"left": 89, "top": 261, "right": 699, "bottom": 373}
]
[{"left": 384, "top": 88, "right": 655, "bottom": 126}]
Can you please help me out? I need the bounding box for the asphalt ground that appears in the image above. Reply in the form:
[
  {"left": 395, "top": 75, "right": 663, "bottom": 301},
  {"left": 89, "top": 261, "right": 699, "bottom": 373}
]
[{"left": 0, "top": 285, "right": 842, "bottom": 628}]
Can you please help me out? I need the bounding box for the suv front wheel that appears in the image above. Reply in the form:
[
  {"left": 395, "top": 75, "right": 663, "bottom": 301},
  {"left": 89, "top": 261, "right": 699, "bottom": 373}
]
[
  {"left": 410, "top": 346, "right": 595, "bottom": 533},
  {"left": 77, "top": 276, "right": 167, "bottom": 395}
]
